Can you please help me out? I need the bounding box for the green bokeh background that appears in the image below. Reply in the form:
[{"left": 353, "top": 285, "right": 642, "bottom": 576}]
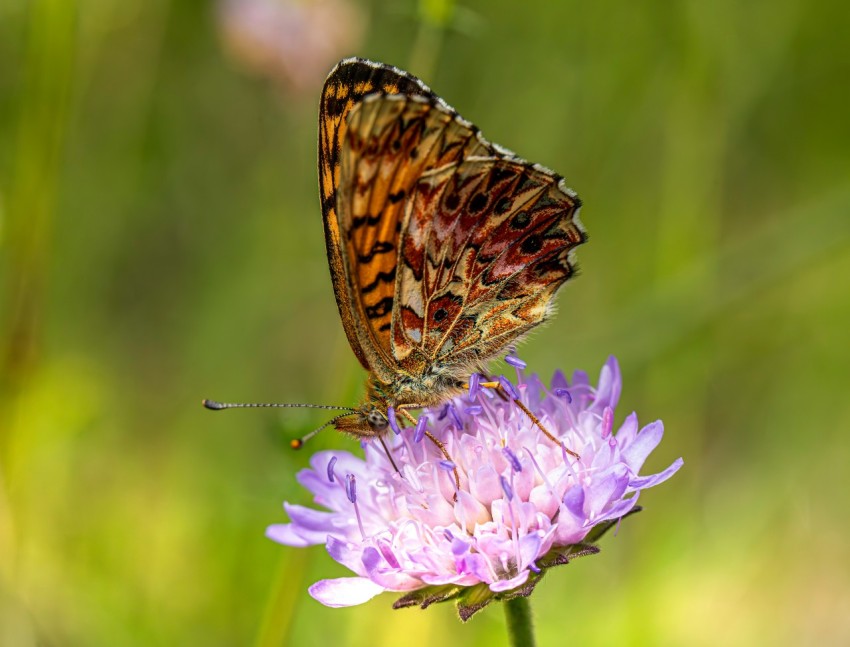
[{"left": 2, "top": 0, "right": 849, "bottom": 644}]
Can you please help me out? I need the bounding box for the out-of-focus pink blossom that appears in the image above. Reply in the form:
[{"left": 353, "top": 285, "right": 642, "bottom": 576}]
[{"left": 217, "top": 0, "right": 365, "bottom": 93}]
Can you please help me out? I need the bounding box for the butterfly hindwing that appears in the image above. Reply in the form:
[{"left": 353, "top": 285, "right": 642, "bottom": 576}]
[{"left": 393, "top": 157, "right": 584, "bottom": 373}]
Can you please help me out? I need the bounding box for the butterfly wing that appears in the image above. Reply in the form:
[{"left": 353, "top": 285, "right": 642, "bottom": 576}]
[
  {"left": 319, "top": 59, "right": 440, "bottom": 376},
  {"left": 393, "top": 157, "right": 585, "bottom": 375},
  {"left": 320, "top": 58, "right": 585, "bottom": 386},
  {"left": 320, "top": 59, "right": 496, "bottom": 382}
]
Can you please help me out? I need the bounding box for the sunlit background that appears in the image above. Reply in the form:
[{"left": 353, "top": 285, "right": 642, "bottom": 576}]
[{"left": 2, "top": 0, "right": 849, "bottom": 644}]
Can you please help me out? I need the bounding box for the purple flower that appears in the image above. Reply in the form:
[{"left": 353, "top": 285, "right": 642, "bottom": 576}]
[{"left": 267, "top": 357, "right": 683, "bottom": 618}]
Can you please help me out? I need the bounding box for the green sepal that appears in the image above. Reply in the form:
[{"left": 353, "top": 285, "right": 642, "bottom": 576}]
[{"left": 392, "top": 583, "right": 464, "bottom": 610}]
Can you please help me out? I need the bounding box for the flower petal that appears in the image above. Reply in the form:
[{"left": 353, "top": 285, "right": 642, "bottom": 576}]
[
  {"left": 489, "top": 570, "right": 530, "bottom": 592},
  {"left": 630, "top": 457, "right": 684, "bottom": 490},
  {"left": 596, "top": 493, "right": 640, "bottom": 522},
  {"left": 265, "top": 523, "right": 312, "bottom": 547},
  {"left": 622, "top": 420, "right": 664, "bottom": 472},
  {"left": 585, "top": 465, "right": 629, "bottom": 518},
  {"left": 308, "top": 577, "right": 386, "bottom": 608},
  {"left": 592, "top": 356, "right": 622, "bottom": 412},
  {"left": 283, "top": 503, "right": 341, "bottom": 532},
  {"left": 326, "top": 535, "right": 366, "bottom": 573},
  {"left": 614, "top": 412, "right": 639, "bottom": 446},
  {"left": 518, "top": 532, "right": 543, "bottom": 570}
]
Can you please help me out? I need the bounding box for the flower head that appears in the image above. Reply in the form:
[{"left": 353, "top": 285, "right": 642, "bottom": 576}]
[{"left": 268, "top": 357, "right": 683, "bottom": 619}]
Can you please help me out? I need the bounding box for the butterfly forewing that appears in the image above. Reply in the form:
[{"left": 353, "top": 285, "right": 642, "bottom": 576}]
[{"left": 319, "top": 59, "right": 438, "bottom": 373}]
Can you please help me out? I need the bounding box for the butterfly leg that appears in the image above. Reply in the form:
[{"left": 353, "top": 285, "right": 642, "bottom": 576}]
[
  {"left": 467, "top": 381, "right": 581, "bottom": 460},
  {"left": 397, "top": 407, "right": 461, "bottom": 496},
  {"left": 377, "top": 435, "right": 402, "bottom": 475},
  {"left": 423, "top": 430, "right": 461, "bottom": 496}
]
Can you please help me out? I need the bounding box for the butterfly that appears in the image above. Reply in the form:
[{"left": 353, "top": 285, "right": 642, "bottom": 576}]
[{"left": 316, "top": 58, "right": 587, "bottom": 440}]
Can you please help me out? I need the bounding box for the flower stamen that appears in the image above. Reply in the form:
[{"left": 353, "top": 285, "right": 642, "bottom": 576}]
[
  {"left": 502, "top": 447, "right": 522, "bottom": 472},
  {"left": 345, "top": 473, "right": 366, "bottom": 540},
  {"left": 413, "top": 415, "right": 428, "bottom": 443},
  {"left": 553, "top": 388, "right": 572, "bottom": 402},
  {"left": 387, "top": 406, "right": 401, "bottom": 435},
  {"left": 505, "top": 354, "right": 527, "bottom": 370},
  {"left": 468, "top": 373, "right": 481, "bottom": 401},
  {"left": 601, "top": 406, "right": 614, "bottom": 439}
]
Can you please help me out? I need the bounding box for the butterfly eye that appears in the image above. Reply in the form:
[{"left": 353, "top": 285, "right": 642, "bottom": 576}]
[{"left": 367, "top": 410, "right": 388, "bottom": 430}]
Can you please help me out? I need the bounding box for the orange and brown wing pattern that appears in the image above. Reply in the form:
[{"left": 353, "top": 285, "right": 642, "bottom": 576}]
[
  {"left": 319, "top": 58, "right": 438, "bottom": 374},
  {"left": 320, "top": 58, "right": 585, "bottom": 387},
  {"left": 392, "top": 157, "right": 585, "bottom": 374},
  {"left": 320, "top": 59, "right": 496, "bottom": 380}
]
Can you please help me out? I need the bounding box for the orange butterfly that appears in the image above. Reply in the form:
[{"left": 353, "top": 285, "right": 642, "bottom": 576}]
[
  {"left": 317, "top": 58, "right": 586, "bottom": 439},
  {"left": 205, "top": 58, "right": 586, "bottom": 455}
]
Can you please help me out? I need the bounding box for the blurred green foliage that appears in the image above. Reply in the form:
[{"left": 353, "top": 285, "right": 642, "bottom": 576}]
[{"left": 2, "top": 0, "right": 849, "bottom": 644}]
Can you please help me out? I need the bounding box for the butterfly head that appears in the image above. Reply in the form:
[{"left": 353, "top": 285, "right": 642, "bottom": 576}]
[{"left": 332, "top": 405, "right": 389, "bottom": 438}]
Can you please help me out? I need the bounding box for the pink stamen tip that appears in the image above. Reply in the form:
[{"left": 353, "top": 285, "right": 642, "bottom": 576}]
[{"left": 602, "top": 406, "right": 613, "bottom": 439}]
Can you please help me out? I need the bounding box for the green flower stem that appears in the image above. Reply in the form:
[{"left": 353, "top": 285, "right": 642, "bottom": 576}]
[{"left": 504, "top": 596, "right": 536, "bottom": 647}]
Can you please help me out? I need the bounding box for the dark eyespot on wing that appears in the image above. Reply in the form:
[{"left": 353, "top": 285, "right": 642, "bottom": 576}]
[
  {"left": 469, "top": 193, "right": 487, "bottom": 213},
  {"left": 511, "top": 211, "right": 530, "bottom": 229},
  {"left": 520, "top": 234, "right": 543, "bottom": 254},
  {"left": 495, "top": 197, "right": 512, "bottom": 214}
]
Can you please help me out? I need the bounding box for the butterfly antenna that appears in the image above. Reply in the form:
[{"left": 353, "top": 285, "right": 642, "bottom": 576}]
[
  {"left": 202, "top": 399, "right": 356, "bottom": 413},
  {"left": 291, "top": 413, "right": 357, "bottom": 450}
]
